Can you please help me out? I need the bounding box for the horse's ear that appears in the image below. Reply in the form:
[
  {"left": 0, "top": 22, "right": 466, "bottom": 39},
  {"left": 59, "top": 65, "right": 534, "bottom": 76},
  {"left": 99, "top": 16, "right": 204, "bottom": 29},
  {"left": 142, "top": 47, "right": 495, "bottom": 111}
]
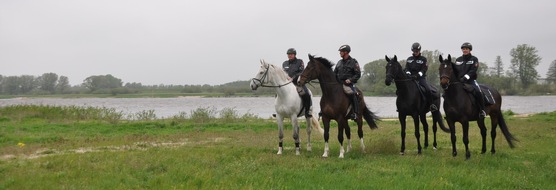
[
  {"left": 447, "top": 54, "right": 452, "bottom": 62},
  {"left": 385, "top": 55, "right": 390, "bottom": 62},
  {"left": 393, "top": 55, "right": 398, "bottom": 61},
  {"left": 260, "top": 59, "right": 264, "bottom": 65},
  {"left": 308, "top": 54, "right": 314, "bottom": 61},
  {"left": 439, "top": 55, "right": 443, "bottom": 63}
]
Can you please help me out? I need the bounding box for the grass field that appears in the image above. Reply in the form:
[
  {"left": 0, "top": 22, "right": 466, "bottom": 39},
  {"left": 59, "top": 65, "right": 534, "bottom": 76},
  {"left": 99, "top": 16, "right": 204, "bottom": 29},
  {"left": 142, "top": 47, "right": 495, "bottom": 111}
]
[{"left": 1, "top": 105, "right": 555, "bottom": 189}]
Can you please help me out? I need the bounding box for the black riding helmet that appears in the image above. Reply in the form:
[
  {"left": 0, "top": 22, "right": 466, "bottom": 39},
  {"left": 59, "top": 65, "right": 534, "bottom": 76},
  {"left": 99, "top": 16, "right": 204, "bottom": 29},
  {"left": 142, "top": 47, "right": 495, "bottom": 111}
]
[
  {"left": 411, "top": 42, "right": 421, "bottom": 51},
  {"left": 338, "top": 45, "right": 351, "bottom": 53},
  {"left": 286, "top": 48, "right": 297, "bottom": 55},
  {"left": 461, "top": 42, "right": 473, "bottom": 51}
]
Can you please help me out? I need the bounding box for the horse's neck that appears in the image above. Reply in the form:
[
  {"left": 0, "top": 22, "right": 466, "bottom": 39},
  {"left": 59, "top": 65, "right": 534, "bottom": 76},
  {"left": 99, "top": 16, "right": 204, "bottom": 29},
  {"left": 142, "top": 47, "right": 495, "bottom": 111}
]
[
  {"left": 318, "top": 70, "right": 343, "bottom": 99},
  {"left": 394, "top": 80, "right": 415, "bottom": 97},
  {"left": 444, "top": 83, "right": 469, "bottom": 104},
  {"left": 271, "top": 77, "right": 296, "bottom": 98}
]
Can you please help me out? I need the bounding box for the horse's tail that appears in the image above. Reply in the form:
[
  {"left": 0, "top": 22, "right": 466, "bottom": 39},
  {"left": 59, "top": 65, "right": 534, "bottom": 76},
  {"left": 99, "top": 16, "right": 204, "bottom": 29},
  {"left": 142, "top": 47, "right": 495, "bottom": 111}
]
[
  {"left": 311, "top": 116, "right": 324, "bottom": 134},
  {"left": 497, "top": 111, "right": 517, "bottom": 148},
  {"left": 432, "top": 110, "right": 450, "bottom": 132},
  {"left": 363, "top": 105, "right": 380, "bottom": 129}
]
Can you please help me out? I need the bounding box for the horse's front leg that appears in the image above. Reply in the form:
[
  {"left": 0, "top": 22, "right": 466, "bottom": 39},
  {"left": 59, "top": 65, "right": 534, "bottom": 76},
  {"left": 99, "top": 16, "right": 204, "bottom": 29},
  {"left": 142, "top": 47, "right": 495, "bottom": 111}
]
[
  {"left": 399, "top": 113, "right": 407, "bottom": 155},
  {"left": 276, "top": 115, "right": 285, "bottom": 155},
  {"left": 338, "top": 119, "right": 348, "bottom": 158},
  {"left": 344, "top": 119, "right": 352, "bottom": 154},
  {"left": 446, "top": 117, "right": 457, "bottom": 157},
  {"left": 462, "top": 121, "right": 471, "bottom": 160},
  {"left": 291, "top": 115, "right": 301, "bottom": 155},
  {"left": 477, "top": 118, "right": 488, "bottom": 154},
  {"left": 412, "top": 114, "right": 422, "bottom": 154},
  {"left": 356, "top": 116, "right": 365, "bottom": 153},
  {"left": 322, "top": 117, "right": 331, "bottom": 158},
  {"left": 305, "top": 116, "right": 312, "bottom": 152}
]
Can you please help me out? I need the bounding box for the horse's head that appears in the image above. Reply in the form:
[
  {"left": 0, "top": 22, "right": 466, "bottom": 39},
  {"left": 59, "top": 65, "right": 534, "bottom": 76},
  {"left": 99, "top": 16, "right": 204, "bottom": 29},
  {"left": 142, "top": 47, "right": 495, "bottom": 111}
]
[
  {"left": 298, "top": 54, "right": 332, "bottom": 86},
  {"left": 251, "top": 60, "right": 286, "bottom": 90},
  {"left": 384, "top": 55, "right": 402, "bottom": 86},
  {"left": 438, "top": 54, "right": 454, "bottom": 90}
]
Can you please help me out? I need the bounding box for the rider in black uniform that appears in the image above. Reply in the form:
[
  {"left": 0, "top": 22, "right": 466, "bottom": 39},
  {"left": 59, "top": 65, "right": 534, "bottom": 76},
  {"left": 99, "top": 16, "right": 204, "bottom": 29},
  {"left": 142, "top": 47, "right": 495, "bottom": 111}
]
[
  {"left": 334, "top": 45, "right": 361, "bottom": 120},
  {"left": 404, "top": 42, "right": 437, "bottom": 111},
  {"left": 282, "top": 48, "right": 312, "bottom": 117},
  {"left": 454, "top": 42, "right": 486, "bottom": 118}
]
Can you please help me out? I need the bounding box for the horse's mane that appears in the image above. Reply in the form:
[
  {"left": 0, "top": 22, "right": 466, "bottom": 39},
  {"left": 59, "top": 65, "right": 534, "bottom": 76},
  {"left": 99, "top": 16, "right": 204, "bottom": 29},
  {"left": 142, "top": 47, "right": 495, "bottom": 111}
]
[
  {"left": 313, "top": 56, "right": 335, "bottom": 70},
  {"left": 262, "top": 60, "right": 289, "bottom": 80}
]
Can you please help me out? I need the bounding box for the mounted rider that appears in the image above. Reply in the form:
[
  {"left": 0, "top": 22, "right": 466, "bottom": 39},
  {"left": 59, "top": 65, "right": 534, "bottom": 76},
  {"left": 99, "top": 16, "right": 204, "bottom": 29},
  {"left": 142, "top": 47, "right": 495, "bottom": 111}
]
[
  {"left": 282, "top": 48, "right": 312, "bottom": 117},
  {"left": 334, "top": 45, "right": 361, "bottom": 120},
  {"left": 453, "top": 42, "right": 487, "bottom": 118},
  {"left": 404, "top": 42, "right": 437, "bottom": 111}
]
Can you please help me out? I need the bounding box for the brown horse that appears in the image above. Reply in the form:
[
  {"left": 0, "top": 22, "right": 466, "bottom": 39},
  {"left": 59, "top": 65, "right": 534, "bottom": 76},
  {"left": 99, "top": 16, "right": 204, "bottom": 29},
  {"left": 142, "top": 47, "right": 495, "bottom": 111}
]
[
  {"left": 385, "top": 55, "right": 450, "bottom": 155},
  {"left": 438, "top": 54, "right": 516, "bottom": 159},
  {"left": 298, "top": 54, "right": 379, "bottom": 158}
]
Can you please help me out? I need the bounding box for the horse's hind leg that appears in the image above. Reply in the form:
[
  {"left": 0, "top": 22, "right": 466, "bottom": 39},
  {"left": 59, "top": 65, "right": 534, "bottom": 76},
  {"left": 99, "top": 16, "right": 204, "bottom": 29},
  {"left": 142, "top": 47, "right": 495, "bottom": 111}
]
[
  {"left": 305, "top": 117, "right": 312, "bottom": 152},
  {"left": 291, "top": 116, "right": 301, "bottom": 155},
  {"left": 489, "top": 113, "right": 498, "bottom": 154},
  {"left": 432, "top": 113, "right": 438, "bottom": 150}
]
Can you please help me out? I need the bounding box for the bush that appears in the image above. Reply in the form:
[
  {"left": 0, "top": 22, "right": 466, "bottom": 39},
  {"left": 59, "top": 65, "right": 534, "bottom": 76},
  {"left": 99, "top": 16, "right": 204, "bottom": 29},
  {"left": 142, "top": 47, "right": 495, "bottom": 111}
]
[{"left": 190, "top": 107, "right": 217, "bottom": 123}]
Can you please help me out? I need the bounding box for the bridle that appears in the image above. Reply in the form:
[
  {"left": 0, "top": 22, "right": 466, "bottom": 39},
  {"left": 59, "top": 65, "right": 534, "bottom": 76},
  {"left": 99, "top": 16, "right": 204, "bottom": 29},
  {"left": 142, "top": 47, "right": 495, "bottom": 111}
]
[{"left": 251, "top": 64, "right": 292, "bottom": 88}]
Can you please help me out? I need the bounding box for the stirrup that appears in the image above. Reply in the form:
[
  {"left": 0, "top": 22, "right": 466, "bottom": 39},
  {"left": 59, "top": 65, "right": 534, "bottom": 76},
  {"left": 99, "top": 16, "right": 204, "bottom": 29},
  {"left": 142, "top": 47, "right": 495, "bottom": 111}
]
[
  {"left": 350, "top": 113, "right": 358, "bottom": 120},
  {"left": 479, "top": 110, "right": 486, "bottom": 118},
  {"left": 430, "top": 104, "right": 438, "bottom": 111},
  {"left": 305, "top": 111, "right": 312, "bottom": 118}
]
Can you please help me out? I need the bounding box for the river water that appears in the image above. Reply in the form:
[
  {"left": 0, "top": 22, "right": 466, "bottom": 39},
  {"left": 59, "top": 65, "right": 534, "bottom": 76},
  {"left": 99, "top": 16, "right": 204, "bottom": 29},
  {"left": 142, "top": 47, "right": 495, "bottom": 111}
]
[{"left": 1, "top": 96, "right": 555, "bottom": 118}]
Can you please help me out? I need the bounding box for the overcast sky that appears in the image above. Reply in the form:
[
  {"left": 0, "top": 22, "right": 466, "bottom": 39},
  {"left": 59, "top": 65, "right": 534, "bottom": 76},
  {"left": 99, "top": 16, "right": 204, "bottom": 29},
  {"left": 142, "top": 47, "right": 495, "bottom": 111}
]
[{"left": 1, "top": 0, "right": 555, "bottom": 85}]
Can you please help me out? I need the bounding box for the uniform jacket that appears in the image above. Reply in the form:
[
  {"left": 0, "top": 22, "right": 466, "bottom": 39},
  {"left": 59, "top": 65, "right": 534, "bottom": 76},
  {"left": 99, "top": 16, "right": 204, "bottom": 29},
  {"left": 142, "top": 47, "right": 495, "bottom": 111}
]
[
  {"left": 405, "top": 55, "right": 428, "bottom": 77},
  {"left": 334, "top": 56, "right": 361, "bottom": 84},
  {"left": 454, "top": 54, "right": 479, "bottom": 81},
  {"left": 282, "top": 58, "right": 304, "bottom": 78}
]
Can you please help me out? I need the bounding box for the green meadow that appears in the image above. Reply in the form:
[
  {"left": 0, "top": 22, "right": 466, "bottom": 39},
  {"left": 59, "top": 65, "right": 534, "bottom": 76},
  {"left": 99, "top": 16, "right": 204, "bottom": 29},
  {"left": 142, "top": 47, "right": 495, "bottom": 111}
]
[{"left": 1, "top": 105, "right": 555, "bottom": 189}]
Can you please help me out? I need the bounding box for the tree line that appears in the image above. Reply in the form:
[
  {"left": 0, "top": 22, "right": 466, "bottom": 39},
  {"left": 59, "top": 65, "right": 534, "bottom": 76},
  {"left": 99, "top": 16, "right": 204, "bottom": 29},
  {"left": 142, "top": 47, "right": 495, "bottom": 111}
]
[{"left": 1, "top": 44, "right": 555, "bottom": 96}]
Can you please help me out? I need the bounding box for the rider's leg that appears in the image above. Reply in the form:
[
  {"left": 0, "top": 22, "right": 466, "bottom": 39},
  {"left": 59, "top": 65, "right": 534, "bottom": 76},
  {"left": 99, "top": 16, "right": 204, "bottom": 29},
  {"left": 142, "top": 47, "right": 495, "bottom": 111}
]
[
  {"left": 301, "top": 86, "right": 312, "bottom": 117},
  {"left": 420, "top": 78, "right": 437, "bottom": 111},
  {"left": 349, "top": 85, "right": 359, "bottom": 120},
  {"left": 473, "top": 80, "right": 486, "bottom": 117}
]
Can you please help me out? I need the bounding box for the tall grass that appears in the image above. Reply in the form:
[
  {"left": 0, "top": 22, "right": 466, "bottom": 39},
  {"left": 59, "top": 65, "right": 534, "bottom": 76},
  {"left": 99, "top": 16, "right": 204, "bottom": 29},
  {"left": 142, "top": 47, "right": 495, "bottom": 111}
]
[{"left": 1, "top": 105, "right": 555, "bottom": 189}]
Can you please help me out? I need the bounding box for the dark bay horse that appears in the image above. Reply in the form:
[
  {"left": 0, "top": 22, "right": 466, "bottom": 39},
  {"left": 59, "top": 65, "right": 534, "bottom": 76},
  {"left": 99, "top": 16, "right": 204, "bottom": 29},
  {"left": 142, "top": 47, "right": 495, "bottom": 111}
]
[
  {"left": 298, "top": 54, "right": 379, "bottom": 158},
  {"left": 385, "top": 55, "right": 450, "bottom": 155},
  {"left": 439, "top": 54, "right": 516, "bottom": 159}
]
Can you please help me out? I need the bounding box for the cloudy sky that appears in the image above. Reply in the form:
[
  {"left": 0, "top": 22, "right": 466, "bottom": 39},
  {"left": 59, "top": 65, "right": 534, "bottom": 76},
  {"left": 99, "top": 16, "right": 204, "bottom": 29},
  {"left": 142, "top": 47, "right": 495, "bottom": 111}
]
[{"left": 1, "top": 0, "right": 555, "bottom": 85}]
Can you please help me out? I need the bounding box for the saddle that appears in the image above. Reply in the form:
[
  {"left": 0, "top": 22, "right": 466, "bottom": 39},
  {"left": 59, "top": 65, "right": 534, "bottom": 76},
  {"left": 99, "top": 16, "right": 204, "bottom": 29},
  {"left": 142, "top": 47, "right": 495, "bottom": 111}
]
[
  {"left": 462, "top": 83, "right": 495, "bottom": 105},
  {"left": 415, "top": 81, "right": 439, "bottom": 100}
]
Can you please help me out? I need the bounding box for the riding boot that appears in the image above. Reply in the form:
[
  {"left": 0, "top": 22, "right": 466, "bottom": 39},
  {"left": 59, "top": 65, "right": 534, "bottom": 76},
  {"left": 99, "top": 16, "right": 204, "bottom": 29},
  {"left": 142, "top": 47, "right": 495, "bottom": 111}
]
[
  {"left": 428, "top": 91, "right": 438, "bottom": 111},
  {"left": 350, "top": 93, "right": 359, "bottom": 120},
  {"left": 301, "top": 93, "right": 312, "bottom": 117}
]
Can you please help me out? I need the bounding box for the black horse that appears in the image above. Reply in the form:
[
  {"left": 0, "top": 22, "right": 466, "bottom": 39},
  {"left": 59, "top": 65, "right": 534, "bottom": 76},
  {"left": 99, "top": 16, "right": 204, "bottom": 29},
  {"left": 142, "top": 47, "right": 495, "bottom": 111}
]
[
  {"left": 298, "top": 55, "right": 379, "bottom": 158},
  {"left": 385, "top": 55, "right": 450, "bottom": 155},
  {"left": 439, "top": 54, "right": 516, "bottom": 159}
]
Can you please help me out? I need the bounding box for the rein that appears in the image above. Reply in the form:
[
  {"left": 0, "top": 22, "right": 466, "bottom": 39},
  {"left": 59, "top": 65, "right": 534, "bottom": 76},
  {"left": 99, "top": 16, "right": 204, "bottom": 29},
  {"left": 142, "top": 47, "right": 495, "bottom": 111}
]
[{"left": 252, "top": 64, "right": 292, "bottom": 88}]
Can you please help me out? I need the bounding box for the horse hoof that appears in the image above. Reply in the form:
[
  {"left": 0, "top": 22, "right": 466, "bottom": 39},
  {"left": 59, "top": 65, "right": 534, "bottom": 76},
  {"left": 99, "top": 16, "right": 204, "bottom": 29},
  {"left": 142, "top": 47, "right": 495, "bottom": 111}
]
[
  {"left": 466, "top": 153, "right": 471, "bottom": 160},
  {"left": 339, "top": 154, "right": 344, "bottom": 158},
  {"left": 307, "top": 146, "right": 312, "bottom": 152},
  {"left": 400, "top": 152, "right": 405, "bottom": 155},
  {"left": 452, "top": 152, "right": 457, "bottom": 157},
  {"left": 433, "top": 147, "right": 437, "bottom": 151}
]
